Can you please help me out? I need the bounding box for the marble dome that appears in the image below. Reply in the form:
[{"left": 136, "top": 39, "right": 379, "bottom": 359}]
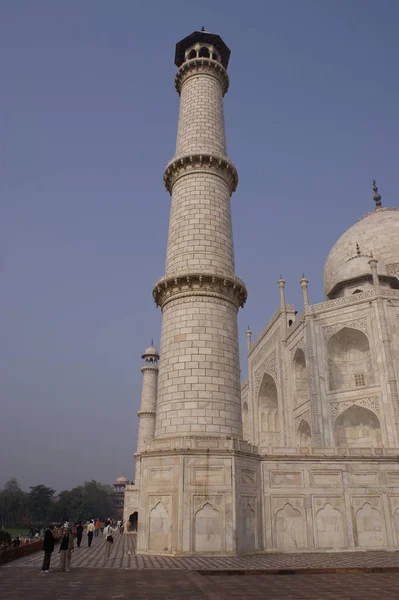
[
  {"left": 142, "top": 344, "right": 159, "bottom": 358},
  {"left": 324, "top": 207, "right": 399, "bottom": 298}
]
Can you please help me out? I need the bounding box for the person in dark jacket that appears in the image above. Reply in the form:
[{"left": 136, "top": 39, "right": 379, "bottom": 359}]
[
  {"left": 41, "top": 524, "right": 56, "bottom": 573},
  {"left": 76, "top": 521, "right": 83, "bottom": 547}
]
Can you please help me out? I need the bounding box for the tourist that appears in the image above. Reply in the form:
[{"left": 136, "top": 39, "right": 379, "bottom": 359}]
[
  {"left": 12, "top": 536, "right": 21, "bottom": 547},
  {"left": 41, "top": 524, "right": 56, "bottom": 573},
  {"left": 95, "top": 518, "right": 101, "bottom": 537},
  {"left": 59, "top": 525, "right": 74, "bottom": 572},
  {"left": 103, "top": 520, "right": 115, "bottom": 562},
  {"left": 76, "top": 521, "right": 83, "bottom": 548},
  {"left": 87, "top": 519, "right": 95, "bottom": 547}
]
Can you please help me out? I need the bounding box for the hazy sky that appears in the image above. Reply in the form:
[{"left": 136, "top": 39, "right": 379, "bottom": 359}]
[{"left": 1, "top": 0, "right": 398, "bottom": 492}]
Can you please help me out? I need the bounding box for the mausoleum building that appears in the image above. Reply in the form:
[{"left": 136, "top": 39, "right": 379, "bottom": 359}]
[{"left": 124, "top": 30, "right": 399, "bottom": 554}]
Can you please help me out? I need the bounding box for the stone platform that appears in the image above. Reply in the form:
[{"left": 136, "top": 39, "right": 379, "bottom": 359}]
[{"left": 3, "top": 533, "right": 399, "bottom": 598}]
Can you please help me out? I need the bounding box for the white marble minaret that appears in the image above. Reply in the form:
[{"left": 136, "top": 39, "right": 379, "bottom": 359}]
[{"left": 136, "top": 30, "right": 260, "bottom": 556}]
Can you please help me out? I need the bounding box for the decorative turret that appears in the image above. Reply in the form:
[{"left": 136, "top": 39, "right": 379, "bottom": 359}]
[{"left": 135, "top": 343, "right": 159, "bottom": 483}]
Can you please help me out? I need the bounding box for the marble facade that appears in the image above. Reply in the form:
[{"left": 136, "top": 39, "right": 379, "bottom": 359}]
[{"left": 124, "top": 30, "right": 399, "bottom": 554}]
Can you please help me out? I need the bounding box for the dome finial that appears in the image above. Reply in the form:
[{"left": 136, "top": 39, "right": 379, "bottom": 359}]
[
  {"left": 356, "top": 242, "right": 361, "bottom": 256},
  {"left": 372, "top": 178, "right": 382, "bottom": 208},
  {"left": 201, "top": 25, "right": 205, "bottom": 32}
]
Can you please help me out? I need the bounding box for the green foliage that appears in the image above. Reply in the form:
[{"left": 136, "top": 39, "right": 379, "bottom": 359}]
[
  {"left": 27, "top": 485, "right": 55, "bottom": 523},
  {"left": 0, "top": 479, "right": 27, "bottom": 528},
  {"left": 0, "top": 479, "right": 115, "bottom": 525},
  {"left": 0, "top": 530, "right": 12, "bottom": 546}
]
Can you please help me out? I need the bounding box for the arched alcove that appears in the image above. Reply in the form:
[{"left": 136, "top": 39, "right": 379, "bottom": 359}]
[
  {"left": 148, "top": 502, "right": 171, "bottom": 552},
  {"left": 129, "top": 511, "right": 138, "bottom": 532},
  {"left": 275, "top": 503, "right": 306, "bottom": 550},
  {"left": 334, "top": 405, "right": 382, "bottom": 447},
  {"left": 297, "top": 419, "right": 311, "bottom": 447},
  {"left": 293, "top": 348, "right": 309, "bottom": 406},
  {"left": 259, "top": 373, "right": 280, "bottom": 444},
  {"left": 194, "top": 502, "right": 222, "bottom": 552},
  {"left": 198, "top": 46, "right": 210, "bottom": 58},
  {"left": 242, "top": 401, "right": 249, "bottom": 441},
  {"left": 328, "top": 328, "right": 373, "bottom": 391}
]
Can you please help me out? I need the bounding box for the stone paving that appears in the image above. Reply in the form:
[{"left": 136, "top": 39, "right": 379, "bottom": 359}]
[
  {"left": 3, "top": 534, "right": 399, "bottom": 598},
  {"left": 4, "top": 533, "right": 399, "bottom": 572}
]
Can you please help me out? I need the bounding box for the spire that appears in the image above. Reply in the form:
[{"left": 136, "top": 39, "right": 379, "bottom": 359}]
[
  {"left": 372, "top": 178, "right": 382, "bottom": 208},
  {"left": 299, "top": 273, "right": 309, "bottom": 309},
  {"left": 356, "top": 242, "right": 361, "bottom": 257},
  {"left": 201, "top": 26, "right": 205, "bottom": 31}
]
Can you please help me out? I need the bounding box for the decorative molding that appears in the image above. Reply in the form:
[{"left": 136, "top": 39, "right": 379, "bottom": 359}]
[
  {"left": 137, "top": 411, "right": 156, "bottom": 417},
  {"left": 330, "top": 396, "right": 380, "bottom": 423},
  {"left": 322, "top": 318, "right": 368, "bottom": 341},
  {"left": 163, "top": 153, "right": 238, "bottom": 194},
  {"left": 307, "top": 290, "right": 375, "bottom": 314},
  {"left": 174, "top": 58, "right": 229, "bottom": 95},
  {"left": 254, "top": 349, "right": 277, "bottom": 394},
  {"left": 295, "top": 410, "right": 310, "bottom": 425},
  {"left": 152, "top": 272, "right": 247, "bottom": 310}
]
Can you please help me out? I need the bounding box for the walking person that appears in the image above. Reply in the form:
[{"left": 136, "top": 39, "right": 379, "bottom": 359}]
[
  {"left": 87, "top": 519, "right": 95, "bottom": 547},
  {"left": 76, "top": 521, "right": 83, "bottom": 548},
  {"left": 59, "top": 526, "right": 74, "bottom": 572},
  {"left": 41, "top": 524, "right": 56, "bottom": 573},
  {"left": 103, "top": 520, "right": 115, "bottom": 562},
  {"left": 95, "top": 518, "right": 101, "bottom": 537}
]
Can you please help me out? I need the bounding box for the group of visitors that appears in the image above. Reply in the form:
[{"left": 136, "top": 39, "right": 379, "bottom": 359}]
[{"left": 40, "top": 518, "right": 122, "bottom": 573}]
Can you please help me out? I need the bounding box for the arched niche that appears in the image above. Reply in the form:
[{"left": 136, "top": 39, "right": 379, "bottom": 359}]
[
  {"left": 328, "top": 328, "right": 373, "bottom": 391},
  {"left": 293, "top": 348, "right": 309, "bottom": 407},
  {"left": 148, "top": 502, "right": 171, "bottom": 552},
  {"left": 194, "top": 502, "right": 222, "bottom": 552},
  {"left": 334, "top": 405, "right": 382, "bottom": 447},
  {"left": 242, "top": 401, "right": 249, "bottom": 441},
  {"left": 259, "top": 373, "right": 280, "bottom": 444},
  {"left": 129, "top": 511, "right": 138, "bottom": 532},
  {"left": 297, "top": 419, "right": 311, "bottom": 448},
  {"left": 275, "top": 503, "right": 306, "bottom": 550},
  {"left": 356, "top": 502, "right": 383, "bottom": 547},
  {"left": 315, "top": 503, "right": 345, "bottom": 548}
]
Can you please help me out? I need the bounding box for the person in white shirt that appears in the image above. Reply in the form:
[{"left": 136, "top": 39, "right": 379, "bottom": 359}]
[
  {"left": 86, "top": 520, "right": 95, "bottom": 547},
  {"left": 103, "top": 520, "right": 115, "bottom": 561}
]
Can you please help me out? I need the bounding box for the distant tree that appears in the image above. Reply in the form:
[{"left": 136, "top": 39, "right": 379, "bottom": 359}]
[
  {"left": 0, "top": 479, "right": 27, "bottom": 527},
  {"left": 27, "top": 485, "right": 55, "bottom": 523},
  {"left": 53, "top": 481, "right": 114, "bottom": 523}
]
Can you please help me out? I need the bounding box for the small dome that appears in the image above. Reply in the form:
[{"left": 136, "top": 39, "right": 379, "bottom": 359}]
[
  {"left": 142, "top": 344, "right": 159, "bottom": 359},
  {"left": 115, "top": 473, "right": 129, "bottom": 483},
  {"left": 324, "top": 208, "right": 399, "bottom": 298}
]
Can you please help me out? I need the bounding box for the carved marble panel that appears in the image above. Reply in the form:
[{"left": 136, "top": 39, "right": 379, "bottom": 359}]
[
  {"left": 242, "top": 497, "right": 256, "bottom": 552},
  {"left": 148, "top": 501, "right": 171, "bottom": 552},
  {"left": 272, "top": 497, "right": 307, "bottom": 550},
  {"left": 254, "top": 349, "right": 277, "bottom": 395},
  {"left": 386, "top": 472, "right": 399, "bottom": 487},
  {"left": 323, "top": 318, "right": 368, "bottom": 341},
  {"left": 241, "top": 469, "right": 257, "bottom": 486},
  {"left": 270, "top": 471, "right": 304, "bottom": 488},
  {"left": 148, "top": 467, "right": 173, "bottom": 483},
  {"left": 193, "top": 467, "right": 225, "bottom": 485},
  {"left": 348, "top": 472, "right": 379, "bottom": 487},
  {"left": 352, "top": 496, "right": 384, "bottom": 548},
  {"left": 193, "top": 498, "right": 223, "bottom": 552},
  {"left": 313, "top": 497, "right": 346, "bottom": 548},
  {"left": 310, "top": 471, "right": 343, "bottom": 488},
  {"left": 330, "top": 397, "right": 380, "bottom": 423}
]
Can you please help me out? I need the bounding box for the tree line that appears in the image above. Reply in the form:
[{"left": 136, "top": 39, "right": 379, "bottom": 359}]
[{"left": 0, "top": 478, "right": 116, "bottom": 527}]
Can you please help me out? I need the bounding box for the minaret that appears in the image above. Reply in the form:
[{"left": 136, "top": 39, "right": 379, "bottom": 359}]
[
  {"left": 138, "top": 31, "right": 257, "bottom": 556},
  {"left": 134, "top": 344, "right": 159, "bottom": 483},
  {"left": 153, "top": 30, "right": 247, "bottom": 441}
]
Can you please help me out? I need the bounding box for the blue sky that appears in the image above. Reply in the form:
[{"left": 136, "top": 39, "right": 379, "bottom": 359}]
[{"left": 1, "top": 0, "right": 398, "bottom": 491}]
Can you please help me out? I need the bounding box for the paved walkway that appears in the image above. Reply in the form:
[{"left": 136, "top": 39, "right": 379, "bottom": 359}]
[
  {"left": 3, "top": 535, "right": 399, "bottom": 598},
  {"left": 4, "top": 533, "right": 399, "bottom": 572}
]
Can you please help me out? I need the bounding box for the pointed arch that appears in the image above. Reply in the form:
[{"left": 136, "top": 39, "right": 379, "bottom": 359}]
[
  {"left": 194, "top": 502, "right": 222, "bottom": 552},
  {"left": 293, "top": 348, "right": 309, "bottom": 407},
  {"left": 275, "top": 503, "right": 306, "bottom": 550},
  {"left": 242, "top": 401, "right": 249, "bottom": 441},
  {"left": 334, "top": 405, "right": 381, "bottom": 447},
  {"left": 148, "top": 502, "right": 171, "bottom": 552},
  {"left": 258, "top": 372, "right": 280, "bottom": 446},
  {"left": 315, "top": 503, "right": 345, "bottom": 548},
  {"left": 327, "top": 327, "right": 373, "bottom": 391},
  {"left": 297, "top": 419, "right": 311, "bottom": 447},
  {"left": 356, "top": 502, "right": 383, "bottom": 547}
]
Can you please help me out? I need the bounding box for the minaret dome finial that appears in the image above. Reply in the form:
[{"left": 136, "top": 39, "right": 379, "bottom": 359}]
[{"left": 372, "top": 178, "right": 382, "bottom": 208}]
